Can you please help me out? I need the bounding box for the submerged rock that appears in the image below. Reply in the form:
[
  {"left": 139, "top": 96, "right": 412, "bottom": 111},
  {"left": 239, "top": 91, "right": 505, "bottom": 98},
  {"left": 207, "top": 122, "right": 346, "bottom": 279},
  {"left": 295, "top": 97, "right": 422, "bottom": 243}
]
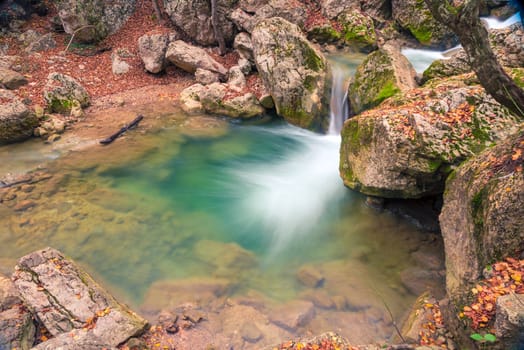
[
  {"left": 340, "top": 84, "right": 520, "bottom": 198},
  {"left": 0, "top": 89, "right": 38, "bottom": 145},
  {"left": 12, "top": 247, "right": 148, "bottom": 346},
  {"left": 440, "top": 128, "right": 524, "bottom": 302},
  {"left": 348, "top": 43, "right": 417, "bottom": 115},
  {"left": 269, "top": 300, "right": 316, "bottom": 331},
  {"left": 252, "top": 17, "right": 330, "bottom": 131}
]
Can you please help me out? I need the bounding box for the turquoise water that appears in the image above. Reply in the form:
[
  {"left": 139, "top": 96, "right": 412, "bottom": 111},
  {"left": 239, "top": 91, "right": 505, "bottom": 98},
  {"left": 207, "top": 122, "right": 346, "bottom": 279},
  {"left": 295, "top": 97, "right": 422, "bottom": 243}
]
[{"left": 0, "top": 55, "right": 444, "bottom": 347}]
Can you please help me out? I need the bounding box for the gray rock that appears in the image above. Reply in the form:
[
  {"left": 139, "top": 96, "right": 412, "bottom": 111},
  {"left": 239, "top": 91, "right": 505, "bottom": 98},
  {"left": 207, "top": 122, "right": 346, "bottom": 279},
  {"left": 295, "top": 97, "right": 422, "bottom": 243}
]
[
  {"left": 495, "top": 293, "right": 524, "bottom": 350},
  {"left": 0, "top": 67, "right": 27, "bottom": 89},
  {"left": 12, "top": 248, "right": 148, "bottom": 346},
  {"left": 32, "top": 329, "right": 117, "bottom": 350},
  {"left": 137, "top": 33, "right": 169, "bottom": 74},
  {"left": 227, "top": 66, "right": 247, "bottom": 92},
  {"left": 0, "top": 275, "right": 35, "bottom": 350},
  {"left": 230, "top": 8, "right": 255, "bottom": 33},
  {"left": 195, "top": 68, "right": 220, "bottom": 85},
  {"left": 440, "top": 129, "right": 524, "bottom": 302},
  {"left": 111, "top": 53, "right": 130, "bottom": 75},
  {"left": 320, "top": 0, "right": 359, "bottom": 19},
  {"left": 337, "top": 9, "right": 377, "bottom": 52},
  {"left": 234, "top": 32, "right": 254, "bottom": 61},
  {"left": 423, "top": 24, "right": 524, "bottom": 82},
  {"left": 25, "top": 33, "right": 56, "bottom": 53},
  {"left": 54, "top": 0, "right": 136, "bottom": 42},
  {"left": 164, "top": 0, "right": 237, "bottom": 46},
  {"left": 340, "top": 86, "right": 520, "bottom": 198},
  {"left": 400, "top": 267, "right": 443, "bottom": 295},
  {"left": 0, "top": 89, "right": 38, "bottom": 145},
  {"left": 165, "top": 40, "right": 227, "bottom": 76},
  {"left": 392, "top": 0, "right": 457, "bottom": 48},
  {"left": 0, "top": 55, "right": 20, "bottom": 70},
  {"left": 239, "top": 0, "right": 269, "bottom": 13},
  {"left": 270, "top": 300, "right": 315, "bottom": 331},
  {"left": 254, "top": 0, "right": 307, "bottom": 29},
  {"left": 180, "top": 83, "right": 265, "bottom": 118},
  {"left": 43, "top": 73, "right": 90, "bottom": 113},
  {"left": 348, "top": 43, "right": 416, "bottom": 115},
  {"left": 252, "top": 17, "right": 330, "bottom": 131}
]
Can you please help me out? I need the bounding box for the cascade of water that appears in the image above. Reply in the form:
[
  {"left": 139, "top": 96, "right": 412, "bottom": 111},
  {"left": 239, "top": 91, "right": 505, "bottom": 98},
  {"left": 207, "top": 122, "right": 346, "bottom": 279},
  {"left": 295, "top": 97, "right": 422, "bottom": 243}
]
[
  {"left": 328, "top": 63, "right": 351, "bottom": 134},
  {"left": 482, "top": 12, "right": 521, "bottom": 29}
]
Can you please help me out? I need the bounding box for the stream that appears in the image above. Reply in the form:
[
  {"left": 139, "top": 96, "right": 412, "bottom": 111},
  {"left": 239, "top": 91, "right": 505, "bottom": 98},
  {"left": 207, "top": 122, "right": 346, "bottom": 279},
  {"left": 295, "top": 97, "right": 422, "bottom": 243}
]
[{"left": 0, "top": 55, "right": 445, "bottom": 348}]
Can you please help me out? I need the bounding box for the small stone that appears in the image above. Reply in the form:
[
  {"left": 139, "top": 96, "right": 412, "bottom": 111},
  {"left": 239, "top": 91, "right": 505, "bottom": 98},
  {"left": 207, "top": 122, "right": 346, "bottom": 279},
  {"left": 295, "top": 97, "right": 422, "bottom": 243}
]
[
  {"left": 46, "top": 134, "right": 61, "bottom": 143},
  {"left": 258, "top": 93, "right": 274, "bottom": 109},
  {"left": 34, "top": 105, "right": 44, "bottom": 118},
  {"left": 240, "top": 321, "right": 263, "bottom": 343},
  {"left": 270, "top": 300, "right": 315, "bottom": 331},
  {"left": 296, "top": 265, "right": 325, "bottom": 288},
  {"left": 13, "top": 200, "right": 36, "bottom": 212}
]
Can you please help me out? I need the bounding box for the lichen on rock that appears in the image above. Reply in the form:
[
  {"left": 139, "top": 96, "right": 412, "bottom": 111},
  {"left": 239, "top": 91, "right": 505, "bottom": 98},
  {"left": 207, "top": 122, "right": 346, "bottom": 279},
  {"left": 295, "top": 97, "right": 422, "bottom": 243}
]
[{"left": 251, "top": 17, "right": 330, "bottom": 131}]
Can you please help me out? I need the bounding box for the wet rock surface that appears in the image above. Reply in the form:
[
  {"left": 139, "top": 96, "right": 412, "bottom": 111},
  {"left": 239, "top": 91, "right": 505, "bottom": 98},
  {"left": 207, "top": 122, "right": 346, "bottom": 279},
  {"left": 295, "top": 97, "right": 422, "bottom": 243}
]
[{"left": 0, "top": 89, "right": 38, "bottom": 145}]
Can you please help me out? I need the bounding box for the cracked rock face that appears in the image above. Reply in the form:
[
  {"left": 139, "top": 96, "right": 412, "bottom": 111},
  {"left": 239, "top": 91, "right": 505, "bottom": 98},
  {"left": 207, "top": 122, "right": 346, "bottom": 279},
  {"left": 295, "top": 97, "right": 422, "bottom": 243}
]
[{"left": 12, "top": 247, "right": 148, "bottom": 347}]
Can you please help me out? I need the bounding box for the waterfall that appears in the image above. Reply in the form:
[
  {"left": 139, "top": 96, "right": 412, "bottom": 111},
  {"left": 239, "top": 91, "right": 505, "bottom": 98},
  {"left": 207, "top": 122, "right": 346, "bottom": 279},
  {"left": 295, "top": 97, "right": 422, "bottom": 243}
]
[{"left": 328, "top": 63, "right": 351, "bottom": 134}]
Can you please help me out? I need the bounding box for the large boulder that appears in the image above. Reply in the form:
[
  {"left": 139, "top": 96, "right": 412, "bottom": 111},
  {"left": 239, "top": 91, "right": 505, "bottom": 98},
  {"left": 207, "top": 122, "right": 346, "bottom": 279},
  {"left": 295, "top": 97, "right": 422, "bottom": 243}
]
[
  {"left": 43, "top": 73, "right": 90, "bottom": 113},
  {"left": 137, "top": 33, "right": 169, "bottom": 74},
  {"left": 12, "top": 248, "right": 148, "bottom": 346},
  {"left": 348, "top": 44, "right": 417, "bottom": 115},
  {"left": 339, "top": 84, "right": 520, "bottom": 198},
  {"left": 252, "top": 17, "right": 330, "bottom": 131},
  {"left": 0, "top": 89, "right": 38, "bottom": 145},
  {"left": 337, "top": 9, "right": 377, "bottom": 52},
  {"left": 0, "top": 275, "right": 35, "bottom": 350},
  {"left": 164, "top": 0, "right": 237, "bottom": 46},
  {"left": 392, "top": 0, "right": 457, "bottom": 48},
  {"left": 439, "top": 128, "right": 524, "bottom": 301},
  {"left": 165, "top": 40, "right": 228, "bottom": 76},
  {"left": 53, "top": 0, "right": 136, "bottom": 43},
  {"left": 320, "top": 0, "right": 359, "bottom": 19}
]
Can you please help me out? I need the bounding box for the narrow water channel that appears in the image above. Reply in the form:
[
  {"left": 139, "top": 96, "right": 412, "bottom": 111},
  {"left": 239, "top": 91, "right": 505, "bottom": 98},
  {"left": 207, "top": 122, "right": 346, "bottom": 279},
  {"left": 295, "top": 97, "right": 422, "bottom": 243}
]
[{"left": 0, "top": 55, "right": 445, "bottom": 348}]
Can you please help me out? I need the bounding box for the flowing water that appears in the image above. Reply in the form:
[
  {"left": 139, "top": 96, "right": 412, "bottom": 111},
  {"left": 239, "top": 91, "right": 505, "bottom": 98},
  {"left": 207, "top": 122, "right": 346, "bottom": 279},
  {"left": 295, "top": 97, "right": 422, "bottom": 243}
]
[
  {"left": 403, "top": 12, "right": 521, "bottom": 74},
  {"left": 0, "top": 55, "right": 445, "bottom": 348}
]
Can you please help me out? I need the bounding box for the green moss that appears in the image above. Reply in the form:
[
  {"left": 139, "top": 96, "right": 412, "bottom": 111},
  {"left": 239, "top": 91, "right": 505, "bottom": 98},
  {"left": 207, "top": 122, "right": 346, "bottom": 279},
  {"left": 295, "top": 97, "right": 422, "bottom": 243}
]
[
  {"left": 509, "top": 68, "right": 524, "bottom": 88},
  {"left": 427, "top": 158, "right": 442, "bottom": 172},
  {"left": 49, "top": 98, "right": 75, "bottom": 113},
  {"left": 302, "top": 45, "right": 324, "bottom": 72},
  {"left": 408, "top": 22, "right": 433, "bottom": 45},
  {"left": 307, "top": 25, "right": 342, "bottom": 43},
  {"left": 375, "top": 81, "right": 400, "bottom": 105},
  {"left": 471, "top": 189, "right": 486, "bottom": 233}
]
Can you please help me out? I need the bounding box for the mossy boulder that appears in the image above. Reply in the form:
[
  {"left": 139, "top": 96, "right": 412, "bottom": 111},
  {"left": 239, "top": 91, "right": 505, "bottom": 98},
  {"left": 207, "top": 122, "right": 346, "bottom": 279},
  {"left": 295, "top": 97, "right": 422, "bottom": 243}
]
[
  {"left": 422, "top": 24, "right": 524, "bottom": 83},
  {"left": 0, "top": 89, "right": 38, "bottom": 145},
  {"left": 440, "top": 127, "right": 524, "bottom": 305},
  {"left": 391, "top": 0, "right": 457, "bottom": 48},
  {"left": 53, "top": 0, "right": 136, "bottom": 43},
  {"left": 337, "top": 9, "right": 377, "bottom": 52},
  {"left": 43, "top": 73, "right": 90, "bottom": 114},
  {"left": 339, "top": 83, "right": 521, "bottom": 198},
  {"left": 252, "top": 17, "right": 330, "bottom": 131},
  {"left": 348, "top": 44, "right": 417, "bottom": 115}
]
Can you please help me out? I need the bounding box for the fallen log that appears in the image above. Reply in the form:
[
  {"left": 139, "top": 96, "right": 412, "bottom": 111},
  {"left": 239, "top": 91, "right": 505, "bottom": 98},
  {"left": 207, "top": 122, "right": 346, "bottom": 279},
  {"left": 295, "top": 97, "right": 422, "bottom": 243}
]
[{"left": 99, "top": 115, "right": 144, "bottom": 145}]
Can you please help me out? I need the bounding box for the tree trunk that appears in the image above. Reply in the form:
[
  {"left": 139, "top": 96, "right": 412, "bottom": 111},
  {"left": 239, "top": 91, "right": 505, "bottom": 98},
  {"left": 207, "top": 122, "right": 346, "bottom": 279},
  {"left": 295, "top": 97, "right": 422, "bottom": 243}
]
[
  {"left": 424, "top": 0, "right": 524, "bottom": 119},
  {"left": 152, "top": 0, "right": 163, "bottom": 22},
  {"left": 210, "top": 0, "right": 226, "bottom": 55}
]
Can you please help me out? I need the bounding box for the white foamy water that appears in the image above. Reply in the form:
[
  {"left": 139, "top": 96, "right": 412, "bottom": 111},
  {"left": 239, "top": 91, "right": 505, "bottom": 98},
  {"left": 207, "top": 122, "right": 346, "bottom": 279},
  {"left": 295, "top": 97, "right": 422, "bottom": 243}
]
[
  {"left": 483, "top": 12, "right": 521, "bottom": 29},
  {"left": 231, "top": 127, "right": 344, "bottom": 253},
  {"left": 328, "top": 63, "right": 350, "bottom": 134},
  {"left": 402, "top": 47, "right": 459, "bottom": 73}
]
